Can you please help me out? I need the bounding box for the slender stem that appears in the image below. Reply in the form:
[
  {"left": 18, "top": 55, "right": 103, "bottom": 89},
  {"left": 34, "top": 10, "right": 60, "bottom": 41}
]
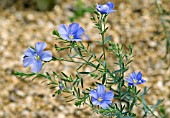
[
  {"left": 101, "top": 15, "right": 106, "bottom": 63},
  {"left": 100, "top": 14, "right": 107, "bottom": 85}
]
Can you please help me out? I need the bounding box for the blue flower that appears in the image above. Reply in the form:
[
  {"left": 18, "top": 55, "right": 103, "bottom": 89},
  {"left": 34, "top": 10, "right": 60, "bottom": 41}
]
[
  {"left": 96, "top": 2, "right": 116, "bottom": 14},
  {"left": 126, "top": 71, "right": 146, "bottom": 86},
  {"left": 23, "top": 42, "right": 52, "bottom": 73},
  {"left": 89, "top": 84, "right": 114, "bottom": 109},
  {"left": 58, "top": 23, "right": 85, "bottom": 41}
]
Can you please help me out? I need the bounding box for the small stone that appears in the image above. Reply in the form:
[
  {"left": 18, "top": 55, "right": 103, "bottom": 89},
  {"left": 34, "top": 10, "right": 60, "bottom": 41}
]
[
  {"left": 148, "top": 41, "right": 157, "bottom": 47},
  {"left": 16, "top": 90, "right": 25, "bottom": 98},
  {"left": 22, "top": 110, "right": 30, "bottom": 116},
  {"left": 58, "top": 105, "right": 65, "bottom": 111},
  {"left": 57, "top": 113, "right": 65, "bottom": 118},
  {"left": 26, "top": 14, "right": 35, "bottom": 21}
]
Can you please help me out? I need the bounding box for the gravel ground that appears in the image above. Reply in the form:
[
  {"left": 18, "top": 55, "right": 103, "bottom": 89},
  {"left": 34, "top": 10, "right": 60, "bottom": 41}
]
[{"left": 0, "top": 0, "right": 170, "bottom": 118}]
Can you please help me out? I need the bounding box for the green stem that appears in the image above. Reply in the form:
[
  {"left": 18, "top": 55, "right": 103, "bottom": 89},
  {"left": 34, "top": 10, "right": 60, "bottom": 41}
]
[
  {"left": 101, "top": 15, "right": 106, "bottom": 63},
  {"left": 100, "top": 14, "right": 107, "bottom": 85}
]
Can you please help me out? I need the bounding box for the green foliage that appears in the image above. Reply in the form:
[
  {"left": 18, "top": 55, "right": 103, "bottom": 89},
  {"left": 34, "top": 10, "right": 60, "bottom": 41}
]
[
  {"left": 35, "top": 0, "right": 55, "bottom": 11},
  {"left": 155, "top": 0, "right": 170, "bottom": 56},
  {"left": 69, "top": 0, "right": 94, "bottom": 22}
]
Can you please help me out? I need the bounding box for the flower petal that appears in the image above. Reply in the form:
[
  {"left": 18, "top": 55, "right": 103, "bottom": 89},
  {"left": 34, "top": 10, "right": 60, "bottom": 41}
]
[
  {"left": 103, "top": 91, "right": 114, "bottom": 101},
  {"left": 58, "top": 24, "right": 68, "bottom": 35},
  {"left": 97, "top": 5, "right": 109, "bottom": 14},
  {"left": 137, "top": 79, "right": 146, "bottom": 84},
  {"left": 23, "top": 57, "right": 35, "bottom": 68},
  {"left": 60, "top": 34, "right": 70, "bottom": 40},
  {"left": 106, "top": 2, "right": 114, "bottom": 9},
  {"left": 91, "top": 97, "right": 100, "bottom": 105},
  {"left": 126, "top": 78, "right": 133, "bottom": 83},
  {"left": 72, "top": 38, "right": 82, "bottom": 42},
  {"left": 89, "top": 90, "right": 98, "bottom": 99},
  {"left": 35, "top": 42, "right": 47, "bottom": 55},
  {"left": 31, "top": 60, "right": 42, "bottom": 73},
  {"left": 68, "top": 23, "right": 79, "bottom": 34},
  {"left": 130, "top": 72, "right": 136, "bottom": 79},
  {"left": 136, "top": 71, "right": 142, "bottom": 80},
  {"left": 35, "top": 42, "right": 47, "bottom": 56},
  {"left": 97, "top": 84, "right": 106, "bottom": 96},
  {"left": 128, "top": 82, "right": 134, "bottom": 86},
  {"left": 100, "top": 101, "right": 109, "bottom": 109},
  {"left": 24, "top": 47, "right": 35, "bottom": 57},
  {"left": 107, "top": 10, "right": 116, "bottom": 14},
  {"left": 75, "top": 27, "right": 84, "bottom": 38},
  {"left": 104, "top": 100, "right": 112, "bottom": 105},
  {"left": 40, "top": 51, "right": 52, "bottom": 61}
]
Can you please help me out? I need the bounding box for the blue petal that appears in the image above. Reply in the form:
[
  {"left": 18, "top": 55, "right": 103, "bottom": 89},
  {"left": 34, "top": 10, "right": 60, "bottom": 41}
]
[
  {"left": 58, "top": 24, "right": 68, "bottom": 35},
  {"left": 136, "top": 71, "right": 142, "bottom": 80},
  {"left": 107, "top": 10, "right": 116, "bottom": 14},
  {"left": 137, "top": 79, "right": 146, "bottom": 84},
  {"left": 31, "top": 60, "right": 42, "bottom": 73},
  {"left": 68, "top": 23, "right": 79, "bottom": 34},
  {"left": 97, "top": 84, "right": 106, "bottom": 96},
  {"left": 91, "top": 97, "right": 100, "bottom": 105},
  {"left": 126, "top": 78, "right": 133, "bottom": 83},
  {"left": 106, "top": 2, "right": 114, "bottom": 9},
  {"left": 60, "top": 34, "right": 70, "bottom": 40},
  {"left": 128, "top": 82, "right": 134, "bottom": 86},
  {"left": 96, "top": 4, "right": 101, "bottom": 10},
  {"left": 40, "top": 51, "right": 52, "bottom": 61},
  {"left": 23, "top": 57, "right": 35, "bottom": 68},
  {"left": 35, "top": 42, "right": 46, "bottom": 55},
  {"left": 72, "top": 38, "right": 82, "bottom": 42},
  {"left": 24, "top": 47, "right": 35, "bottom": 57},
  {"left": 130, "top": 72, "right": 136, "bottom": 79},
  {"left": 96, "top": 5, "right": 109, "bottom": 14},
  {"left": 103, "top": 91, "right": 114, "bottom": 101},
  {"left": 100, "top": 101, "right": 109, "bottom": 109},
  {"left": 104, "top": 100, "right": 112, "bottom": 105},
  {"left": 90, "top": 90, "right": 98, "bottom": 99},
  {"left": 75, "top": 27, "right": 84, "bottom": 38}
]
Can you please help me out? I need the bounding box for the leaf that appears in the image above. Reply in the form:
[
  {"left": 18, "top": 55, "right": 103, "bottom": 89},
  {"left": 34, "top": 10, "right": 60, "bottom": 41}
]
[
  {"left": 104, "top": 35, "right": 112, "bottom": 44},
  {"left": 78, "top": 72, "right": 90, "bottom": 74},
  {"left": 53, "top": 30, "right": 59, "bottom": 36},
  {"left": 151, "top": 99, "right": 164, "bottom": 111},
  {"left": 46, "top": 72, "right": 52, "bottom": 81},
  {"left": 71, "top": 54, "right": 78, "bottom": 58},
  {"left": 77, "top": 63, "right": 84, "bottom": 70},
  {"left": 102, "top": 73, "right": 106, "bottom": 84},
  {"left": 14, "top": 71, "right": 36, "bottom": 78},
  {"left": 61, "top": 72, "right": 68, "bottom": 78},
  {"left": 80, "top": 78, "right": 84, "bottom": 88},
  {"left": 88, "top": 55, "right": 93, "bottom": 61},
  {"left": 77, "top": 47, "right": 82, "bottom": 57},
  {"left": 96, "top": 41, "right": 103, "bottom": 45}
]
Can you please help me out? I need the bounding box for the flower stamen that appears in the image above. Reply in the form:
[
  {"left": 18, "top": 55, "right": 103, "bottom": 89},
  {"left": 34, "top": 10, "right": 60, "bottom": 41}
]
[
  {"left": 69, "top": 35, "right": 74, "bottom": 40},
  {"left": 133, "top": 79, "right": 137, "bottom": 84},
  {"left": 98, "top": 97, "right": 103, "bottom": 102},
  {"left": 36, "top": 56, "right": 40, "bottom": 60}
]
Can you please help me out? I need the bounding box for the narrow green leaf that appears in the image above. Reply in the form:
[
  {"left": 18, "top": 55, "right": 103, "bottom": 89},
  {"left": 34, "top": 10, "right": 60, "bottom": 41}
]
[
  {"left": 61, "top": 72, "right": 68, "bottom": 78},
  {"left": 102, "top": 73, "right": 106, "bottom": 84},
  {"left": 79, "top": 72, "right": 90, "bottom": 74},
  {"left": 104, "top": 35, "right": 112, "bottom": 44}
]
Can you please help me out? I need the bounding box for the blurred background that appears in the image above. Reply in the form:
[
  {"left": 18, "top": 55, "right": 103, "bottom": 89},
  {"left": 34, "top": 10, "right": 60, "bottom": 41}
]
[{"left": 0, "top": 0, "right": 169, "bottom": 117}]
